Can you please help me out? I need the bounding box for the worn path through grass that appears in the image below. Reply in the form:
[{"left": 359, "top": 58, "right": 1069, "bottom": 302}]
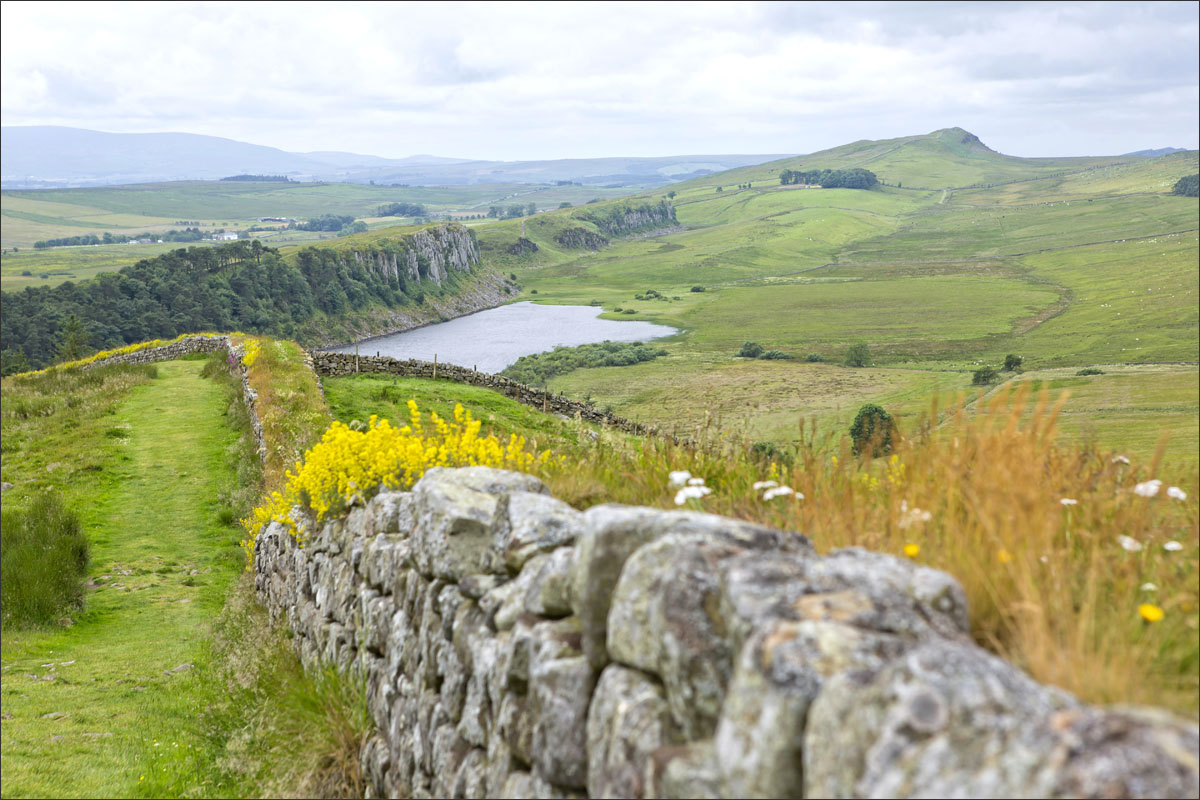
[{"left": 0, "top": 361, "right": 243, "bottom": 798}]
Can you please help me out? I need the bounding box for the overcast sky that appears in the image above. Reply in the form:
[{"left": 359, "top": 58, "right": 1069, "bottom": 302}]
[{"left": 2, "top": 1, "right": 1197, "bottom": 160}]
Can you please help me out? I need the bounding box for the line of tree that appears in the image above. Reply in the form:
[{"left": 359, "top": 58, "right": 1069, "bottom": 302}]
[
  {"left": 487, "top": 204, "right": 537, "bottom": 219},
  {"left": 294, "top": 214, "right": 357, "bottom": 232},
  {"left": 33, "top": 227, "right": 218, "bottom": 249},
  {"left": 377, "top": 202, "right": 427, "bottom": 217},
  {"left": 779, "top": 168, "right": 878, "bottom": 189},
  {"left": 0, "top": 237, "right": 457, "bottom": 372},
  {"left": 220, "top": 174, "right": 294, "bottom": 182},
  {"left": 500, "top": 340, "right": 667, "bottom": 386},
  {"left": 1172, "top": 174, "right": 1198, "bottom": 197}
]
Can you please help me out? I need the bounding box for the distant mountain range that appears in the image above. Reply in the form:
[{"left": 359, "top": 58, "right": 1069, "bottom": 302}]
[{"left": 0, "top": 126, "right": 792, "bottom": 189}]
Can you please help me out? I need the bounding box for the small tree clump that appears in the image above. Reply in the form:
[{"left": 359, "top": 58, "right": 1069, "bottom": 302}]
[
  {"left": 849, "top": 403, "right": 895, "bottom": 457},
  {"left": 844, "top": 342, "right": 871, "bottom": 368},
  {"left": 972, "top": 366, "right": 999, "bottom": 385},
  {"left": 690, "top": 286, "right": 705, "bottom": 292},
  {"left": 1002, "top": 354, "right": 1024, "bottom": 372},
  {"left": 803, "top": 353, "right": 825, "bottom": 363},
  {"left": 759, "top": 350, "right": 790, "bottom": 360},
  {"left": 736, "top": 341, "right": 765, "bottom": 358}
]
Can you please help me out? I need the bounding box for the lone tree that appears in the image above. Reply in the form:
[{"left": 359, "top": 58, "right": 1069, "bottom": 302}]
[
  {"left": 1002, "top": 354, "right": 1024, "bottom": 372},
  {"left": 849, "top": 403, "right": 896, "bottom": 457},
  {"left": 844, "top": 341, "right": 871, "bottom": 367}
]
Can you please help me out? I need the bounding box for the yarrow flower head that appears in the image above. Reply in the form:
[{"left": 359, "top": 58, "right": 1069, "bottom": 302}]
[
  {"left": 674, "top": 485, "right": 712, "bottom": 505},
  {"left": 1060, "top": 498, "right": 1078, "bottom": 506},
  {"left": 1117, "top": 535, "right": 1143, "bottom": 552},
  {"left": 1163, "top": 540, "right": 1183, "bottom": 552},
  {"left": 762, "top": 486, "right": 799, "bottom": 501},
  {"left": 753, "top": 480, "right": 779, "bottom": 491},
  {"left": 1133, "top": 479, "right": 1162, "bottom": 498},
  {"left": 687, "top": 477, "right": 706, "bottom": 486},
  {"left": 668, "top": 470, "right": 692, "bottom": 488},
  {"left": 1166, "top": 486, "right": 1187, "bottom": 501},
  {"left": 1140, "top": 582, "right": 1158, "bottom": 592},
  {"left": 1111, "top": 455, "right": 1130, "bottom": 465}
]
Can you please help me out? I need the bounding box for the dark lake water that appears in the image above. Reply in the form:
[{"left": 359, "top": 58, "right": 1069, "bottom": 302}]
[{"left": 329, "top": 302, "right": 677, "bottom": 373}]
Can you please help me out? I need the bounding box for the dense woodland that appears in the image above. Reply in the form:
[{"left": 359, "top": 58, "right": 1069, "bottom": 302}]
[
  {"left": 1173, "top": 174, "right": 1199, "bottom": 197},
  {"left": 779, "top": 167, "right": 878, "bottom": 189},
  {"left": 0, "top": 240, "right": 448, "bottom": 372}
]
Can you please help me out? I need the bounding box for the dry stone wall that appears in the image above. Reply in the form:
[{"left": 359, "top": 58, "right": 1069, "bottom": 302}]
[
  {"left": 251, "top": 467, "right": 1200, "bottom": 800},
  {"left": 309, "top": 352, "right": 663, "bottom": 438}
]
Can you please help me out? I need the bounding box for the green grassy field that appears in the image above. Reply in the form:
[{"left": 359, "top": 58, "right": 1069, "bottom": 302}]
[{"left": 0, "top": 361, "right": 246, "bottom": 797}]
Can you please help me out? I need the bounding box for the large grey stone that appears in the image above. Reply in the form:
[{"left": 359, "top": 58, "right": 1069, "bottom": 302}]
[
  {"left": 714, "top": 619, "right": 909, "bottom": 798},
  {"left": 493, "top": 491, "right": 582, "bottom": 572},
  {"left": 643, "top": 740, "right": 722, "bottom": 799},
  {"left": 412, "top": 470, "right": 499, "bottom": 581},
  {"left": 530, "top": 654, "right": 595, "bottom": 789},
  {"left": 525, "top": 546, "right": 574, "bottom": 618},
  {"left": 587, "top": 664, "right": 679, "bottom": 799},
  {"left": 804, "top": 639, "right": 1079, "bottom": 798},
  {"left": 572, "top": 505, "right": 809, "bottom": 671}
]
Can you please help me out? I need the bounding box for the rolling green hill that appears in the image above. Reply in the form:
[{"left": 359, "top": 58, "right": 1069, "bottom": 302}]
[{"left": 465, "top": 129, "right": 1199, "bottom": 461}]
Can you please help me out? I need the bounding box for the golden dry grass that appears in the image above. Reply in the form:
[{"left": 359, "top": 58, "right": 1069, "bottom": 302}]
[{"left": 544, "top": 383, "right": 1199, "bottom": 712}]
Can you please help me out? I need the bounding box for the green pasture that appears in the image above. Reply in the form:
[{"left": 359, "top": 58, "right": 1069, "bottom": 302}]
[{"left": 0, "top": 361, "right": 246, "bottom": 797}]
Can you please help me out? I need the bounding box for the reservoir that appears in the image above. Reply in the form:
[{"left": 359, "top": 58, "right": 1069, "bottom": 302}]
[{"left": 329, "top": 302, "right": 677, "bottom": 374}]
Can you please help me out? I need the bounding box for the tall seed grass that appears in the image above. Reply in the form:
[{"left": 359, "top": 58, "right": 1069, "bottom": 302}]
[
  {"left": 545, "top": 383, "right": 1199, "bottom": 712},
  {"left": 0, "top": 492, "right": 90, "bottom": 628}
]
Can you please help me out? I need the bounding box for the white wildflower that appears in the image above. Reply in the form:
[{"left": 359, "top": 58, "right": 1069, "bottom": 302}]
[
  {"left": 752, "top": 480, "right": 779, "bottom": 491},
  {"left": 1133, "top": 479, "right": 1162, "bottom": 497},
  {"left": 687, "top": 477, "right": 706, "bottom": 486},
  {"left": 1111, "top": 455, "right": 1130, "bottom": 465},
  {"left": 1140, "top": 582, "right": 1158, "bottom": 592},
  {"left": 1060, "top": 498, "right": 1078, "bottom": 506},
  {"left": 1166, "top": 486, "right": 1187, "bottom": 501},
  {"left": 1163, "top": 541, "right": 1183, "bottom": 552},
  {"left": 762, "top": 486, "right": 798, "bottom": 501},
  {"left": 674, "top": 485, "right": 712, "bottom": 506},
  {"left": 1118, "top": 535, "right": 1143, "bottom": 552},
  {"left": 898, "top": 502, "right": 933, "bottom": 529},
  {"left": 668, "top": 470, "right": 692, "bottom": 487}
]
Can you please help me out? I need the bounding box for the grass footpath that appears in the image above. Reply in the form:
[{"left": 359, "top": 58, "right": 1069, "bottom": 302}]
[{"left": 0, "top": 361, "right": 244, "bottom": 798}]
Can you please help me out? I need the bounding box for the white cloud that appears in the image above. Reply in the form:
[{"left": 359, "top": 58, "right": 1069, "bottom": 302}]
[{"left": 2, "top": 1, "right": 1196, "bottom": 159}]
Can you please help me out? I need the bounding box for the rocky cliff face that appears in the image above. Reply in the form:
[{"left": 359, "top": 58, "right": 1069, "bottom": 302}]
[
  {"left": 554, "top": 228, "right": 609, "bottom": 250},
  {"left": 581, "top": 200, "right": 678, "bottom": 238},
  {"left": 252, "top": 466, "right": 1199, "bottom": 800},
  {"left": 349, "top": 224, "right": 481, "bottom": 286}
]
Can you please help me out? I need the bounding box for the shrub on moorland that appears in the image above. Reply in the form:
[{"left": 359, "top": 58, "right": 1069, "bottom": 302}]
[
  {"left": 0, "top": 492, "right": 89, "bottom": 627},
  {"left": 849, "top": 403, "right": 895, "bottom": 457},
  {"left": 736, "top": 341, "right": 764, "bottom": 358},
  {"left": 973, "top": 366, "right": 999, "bottom": 385}
]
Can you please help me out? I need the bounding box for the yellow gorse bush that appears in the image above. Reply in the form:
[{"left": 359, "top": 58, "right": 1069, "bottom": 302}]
[{"left": 241, "top": 400, "right": 560, "bottom": 565}]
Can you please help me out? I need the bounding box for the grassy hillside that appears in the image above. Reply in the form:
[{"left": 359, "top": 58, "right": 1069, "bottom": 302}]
[{"left": 466, "top": 129, "right": 1198, "bottom": 462}]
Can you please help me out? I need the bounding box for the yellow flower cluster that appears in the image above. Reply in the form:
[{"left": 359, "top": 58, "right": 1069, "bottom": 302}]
[
  {"left": 240, "top": 400, "right": 560, "bottom": 566},
  {"left": 7, "top": 332, "right": 226, "bottom": 378},
  {"left": 240, "top": 337, "right": 262, "bottom": 368}
]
